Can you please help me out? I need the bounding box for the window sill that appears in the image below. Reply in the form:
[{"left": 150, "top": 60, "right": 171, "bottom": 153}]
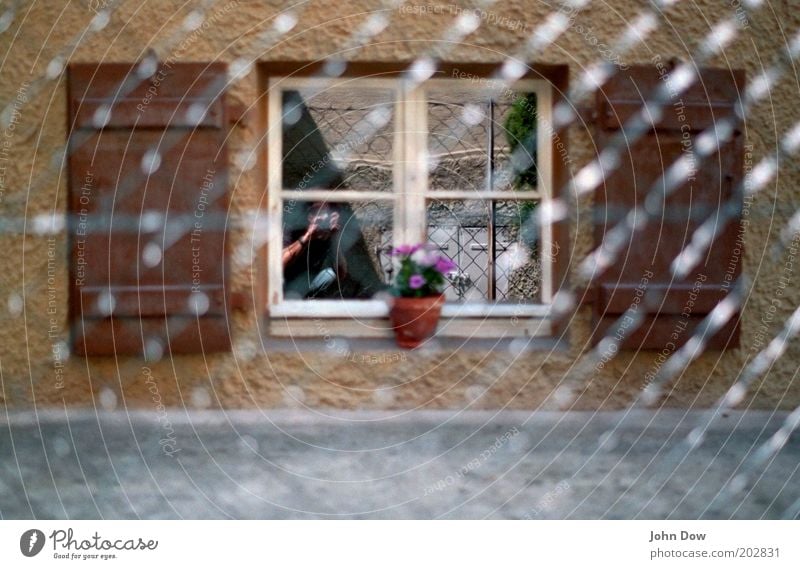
[
  {"left": 267, "top": 315, "right": 552, "bottom": 339},
  {"left": 269, "top": 300, "right": 552, "bottom": 319}
]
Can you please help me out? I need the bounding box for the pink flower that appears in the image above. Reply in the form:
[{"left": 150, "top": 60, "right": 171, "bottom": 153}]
[
  {"left": 392, "top": 244, "right": 421, "bottom": 256},
  {"left": 409, "top": 274, "right": 426, "bottom": 289},
  {"left": 434, "top": 256, "right": 457, "bottom": 274},
  {"left": 411, "top": 248, "right": 439, "bottom": 267}
]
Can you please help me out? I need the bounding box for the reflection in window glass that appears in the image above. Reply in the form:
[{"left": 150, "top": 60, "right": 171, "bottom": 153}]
[
  {"left": 495, "top": 91, "right": 538, "bottom": 193},
  {"left": 427, "top": 87, "right": 538, "bottom": 193},
  {"left": 281, "top": 88, "right": 395, "bottom": 192},
  {"left": 282, "top": 201, "right": 393, "bottom": 300},
  {"left": 427, "top": 200, "right": 542, "bottom": 303},
  {"left": 427, "top": 88, "right": 489, "bottom": 192},
  {"left": 274, "top": 81, "right": 548, "bottom": 311}
]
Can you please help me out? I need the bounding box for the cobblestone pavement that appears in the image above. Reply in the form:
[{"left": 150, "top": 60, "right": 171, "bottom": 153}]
[{"left": 1, "top": 409, "right": 798, "bottom": 519}]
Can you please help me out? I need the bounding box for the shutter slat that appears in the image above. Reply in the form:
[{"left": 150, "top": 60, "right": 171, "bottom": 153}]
[
  {"left": 598, "top": 283, "right": 728, "bottom": 315},
  {"left": 79, "top": 285, "right": 226, "bottom": 317},
  {"left": 599, "top": 100, "right": 736, "bottom": 132},
  {"left": 74, "top": 317, "right": 231, "bottom": 356},
  {"left": 71, "top": 231, "right": 226, "bottom": 288},
  {"left": 73, "top": 98, "right": 224, "bottom": 129}
]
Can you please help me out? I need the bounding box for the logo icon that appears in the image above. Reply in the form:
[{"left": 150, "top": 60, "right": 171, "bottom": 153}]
[{"left": 20, "top": 529, "right": 45, "bottom": 557}]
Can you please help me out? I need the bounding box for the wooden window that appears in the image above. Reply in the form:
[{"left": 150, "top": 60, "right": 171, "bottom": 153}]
[{"left": 263, "top": 63, "right": 570, "bottom": 339}]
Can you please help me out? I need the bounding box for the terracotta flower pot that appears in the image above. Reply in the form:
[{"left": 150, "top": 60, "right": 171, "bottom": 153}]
[{"left": 389, "top": 294, "right": 445, "bottom": 349}]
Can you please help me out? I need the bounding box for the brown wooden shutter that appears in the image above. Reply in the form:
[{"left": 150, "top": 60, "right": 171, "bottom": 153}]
[
  {"left": 67, "top": 62, "right": 232, "bottom": 356},
  {"left": 591, "top": 64, "right": 745, "bottom": 350}
]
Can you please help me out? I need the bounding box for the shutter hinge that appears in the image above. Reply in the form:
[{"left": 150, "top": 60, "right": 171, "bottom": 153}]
[
  {"left": 576, "top": 105, "right": 597, "bottom": 125},
  {"left": 226, "top": 101, "right": 249, "bottom": 127},
  {"left": 230, "top": 291, "right": 250, "bottom": 311},
  {"left": 575, "top": 285, "right": 597, "bottom": 306}
]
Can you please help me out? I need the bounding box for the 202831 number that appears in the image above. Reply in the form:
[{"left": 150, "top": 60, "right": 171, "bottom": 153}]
[{"left": 736, "top": 547, "right": 779, "bottom": 558}]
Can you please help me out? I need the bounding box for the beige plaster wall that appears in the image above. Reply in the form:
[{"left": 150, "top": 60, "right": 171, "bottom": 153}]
[{"left": 1, "top": 0, "right": 799, "bottom": 411}]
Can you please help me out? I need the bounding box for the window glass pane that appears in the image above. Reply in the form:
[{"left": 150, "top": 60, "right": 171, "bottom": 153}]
[
  {"left": 427, "top": 87, "right": 538, "bottom": 193},
  {"left": 283, "top": 200, "right": 393, "bottom": 299},
  {"left": 427, "top": 199, "right": 543, "bottom": 303},
  {"left": 281, "top": 87, "right": 395, "bottom": 192},
  {"left": 427, "top": 87, "right": 488, "bottom": 192},
  {"left": 494, "top": 90, "right": 537, "bottom": 193}
]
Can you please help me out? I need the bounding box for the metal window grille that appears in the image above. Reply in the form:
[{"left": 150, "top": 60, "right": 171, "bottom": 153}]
[{"left": 305, "top": 97, "right": 541, "bottom": 301}]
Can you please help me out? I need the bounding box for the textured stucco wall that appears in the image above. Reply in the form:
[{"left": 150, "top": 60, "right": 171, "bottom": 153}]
[{"left": 1, "top": 0, "right": 799, "bottom": 411}]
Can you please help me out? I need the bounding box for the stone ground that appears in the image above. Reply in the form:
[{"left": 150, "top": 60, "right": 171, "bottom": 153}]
[{"left": 0, "top": 408, "right": 798, "bottom": 519}]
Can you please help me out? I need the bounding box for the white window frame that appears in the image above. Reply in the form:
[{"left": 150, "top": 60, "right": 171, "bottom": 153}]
[{"left": 265, "top": 75, "right": 555, "bottom": 336}]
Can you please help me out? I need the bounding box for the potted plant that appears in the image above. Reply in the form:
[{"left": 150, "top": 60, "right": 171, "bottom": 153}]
[{"left": 389, "top": 243, "right": 457, "bottom": 349}]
